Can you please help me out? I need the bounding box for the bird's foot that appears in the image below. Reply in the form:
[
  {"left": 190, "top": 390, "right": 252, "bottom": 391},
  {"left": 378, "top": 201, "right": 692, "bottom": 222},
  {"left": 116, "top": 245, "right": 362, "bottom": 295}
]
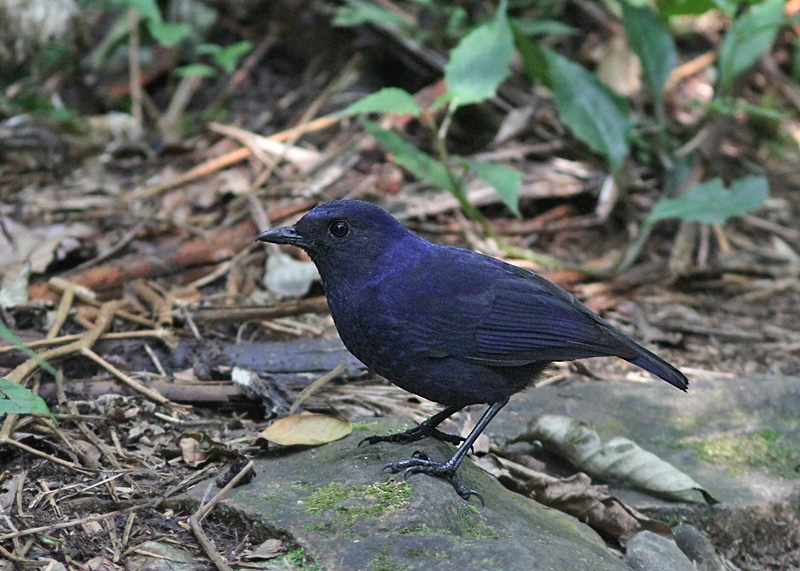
[
  {"left": 359, "top": 424, "right": 463, "bottom": 447},
  {"left": 383, "top": 451, "right": 483, "bottom": 505}
]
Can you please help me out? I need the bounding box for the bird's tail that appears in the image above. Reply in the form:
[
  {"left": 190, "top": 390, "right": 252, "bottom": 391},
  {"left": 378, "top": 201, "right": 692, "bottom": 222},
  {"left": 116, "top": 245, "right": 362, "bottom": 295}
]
[{"left": 629, "top": 348, "right": 689, "bottom": 391}]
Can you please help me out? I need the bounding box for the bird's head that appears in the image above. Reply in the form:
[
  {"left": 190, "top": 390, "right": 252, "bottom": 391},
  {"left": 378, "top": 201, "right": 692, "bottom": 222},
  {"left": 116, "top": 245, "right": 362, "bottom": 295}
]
[{"left": 258, "top": 200, "right": 420, "bottom": 285}]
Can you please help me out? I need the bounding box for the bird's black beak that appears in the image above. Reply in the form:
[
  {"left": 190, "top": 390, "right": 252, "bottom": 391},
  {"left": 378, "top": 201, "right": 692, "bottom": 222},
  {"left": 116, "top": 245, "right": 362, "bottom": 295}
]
[{"left": 257, "top": 225, "right": 309, "bottom": 248}]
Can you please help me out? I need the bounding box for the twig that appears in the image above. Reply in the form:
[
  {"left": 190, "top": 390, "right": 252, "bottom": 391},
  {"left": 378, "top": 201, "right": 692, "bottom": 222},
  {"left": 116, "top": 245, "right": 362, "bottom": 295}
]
[
  {"left": 190, "top": 296, "right": 330, "bottom": 323},
  {"left": 45, "top": 283, "right": 75, "bottom": 340},
  {"left": 195, "top": 461, "right": 253, "bottom": 522},
  {"left": 0, "top": 502, "right": 155, "bottom": 541},
  {"left": 128, "top": 9, "right": 143, "bottom": 126},
  {"left": 134, "top": 115, "right": 339, "bottom": 202},
  {"left": 0, "top": 437, "right": 87, "bottom": 473},
  {"left": 289, "top": 363, "right": 347, "bottom": 415},
  {"left": 81, "top": 347, "right": 170, "bottom": 405},
  {"left": 0, "top": 329, "right": 172, "bottom": 356},
  {"left": 71, "top": 216, "right": 151, "bottom": 272},
  {"left": 188, "top": 461, "right": 254, "bottom": 571}
]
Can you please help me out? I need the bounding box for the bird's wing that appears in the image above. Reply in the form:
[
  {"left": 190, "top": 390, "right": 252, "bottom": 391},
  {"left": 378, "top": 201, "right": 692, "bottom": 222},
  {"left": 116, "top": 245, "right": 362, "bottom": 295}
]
[
  {"left": 465, "top": 274, "right": 640, "bottom": 365},
  {"left": 383, "top": 248, "right": 640, "bottom": 366}
]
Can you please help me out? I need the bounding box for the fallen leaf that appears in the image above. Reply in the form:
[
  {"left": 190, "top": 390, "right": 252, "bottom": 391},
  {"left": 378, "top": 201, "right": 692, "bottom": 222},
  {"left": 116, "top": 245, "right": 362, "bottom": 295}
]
[
  {"left": 244, "top": 538, "right": 285, "bottom": 560},
  {"left": 524, "top": 414, "right": 719, "bottom": 504},
  {"left": 259, "top": 413, "right": 352, "bottom": 446}
]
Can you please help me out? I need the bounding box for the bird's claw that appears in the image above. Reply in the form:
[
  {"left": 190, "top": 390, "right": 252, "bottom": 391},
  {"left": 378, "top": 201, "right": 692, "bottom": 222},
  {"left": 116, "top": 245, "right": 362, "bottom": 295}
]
[{"left": 382, "top": 453, "right": 482, "bottom": 505}]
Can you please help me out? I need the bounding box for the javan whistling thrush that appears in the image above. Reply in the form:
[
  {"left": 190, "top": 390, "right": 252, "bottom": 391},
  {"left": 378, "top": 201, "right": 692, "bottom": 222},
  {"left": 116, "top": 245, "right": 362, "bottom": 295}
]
[{"left": 258, "top": 200, "right": 688, "bottom": 502}]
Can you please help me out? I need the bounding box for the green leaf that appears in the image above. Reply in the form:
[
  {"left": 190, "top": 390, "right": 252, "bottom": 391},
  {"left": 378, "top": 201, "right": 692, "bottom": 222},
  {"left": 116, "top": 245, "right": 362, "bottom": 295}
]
[
  {"left": 209, "top": 41, "right": 252, "bottom": 73},
  {"left": 177, "top": 63, "right": 215, "bottom": 78},
  {"left": 332, "top": 1, "right": 408, "bottom": 29},
  {"left": 511, "top": 18, "right": 578, "bottom": 38},
  {"left": 123, "top": 0, "right": 162, "bottom": 23},
  {"left": 541, "top": 48, "right": 632, "bottom": 176},
  {"left": 648, "top": 175, "right": 769, "bottom": 224},
  {"left": 445, "top": 0, "right": 514, "bottom": 108},
  {"left": 513, "top": 28, "right": 549, "bottom": 84},
  {"left": 621, "top": 2, "right": 677, "bottom": 116},
  {"left": 362, "top": 120, "right": 452, "bottom": 191},
  {"left": 196, "top": 43, "right": 222, "bottom": 56},
  {"left": 460, "top": 159, "right": 521, "bottom": 217},
  {"left": 0, "top": 321, "right": 59, "bottom": 377},
  {"left": 0, "top": 378, "right": 54, "bottom": 420},
  {"left": 147, "top": 21, "right": 190, "bottom": 46},
  {"left": 655, "top": 0, "right": 718, "bottom": 17},
  {"left": 340, "top": 88, "right": 422, "bottom": 116},
  {"left": 718, "top": 0, "right": 785, "bottom": 90}
]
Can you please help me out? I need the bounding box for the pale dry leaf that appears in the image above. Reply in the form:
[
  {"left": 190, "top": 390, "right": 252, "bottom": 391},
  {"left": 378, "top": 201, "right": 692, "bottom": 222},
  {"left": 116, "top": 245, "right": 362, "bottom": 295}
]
[{"left": 259, "top": 413, "right": 352, "bottom": 446}]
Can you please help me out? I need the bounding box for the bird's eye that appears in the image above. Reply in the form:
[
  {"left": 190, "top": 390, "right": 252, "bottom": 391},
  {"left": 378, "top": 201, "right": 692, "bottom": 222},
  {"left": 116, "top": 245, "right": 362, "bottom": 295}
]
[{"left": 328, "top": 219, "right": 350, "bottom": 238}]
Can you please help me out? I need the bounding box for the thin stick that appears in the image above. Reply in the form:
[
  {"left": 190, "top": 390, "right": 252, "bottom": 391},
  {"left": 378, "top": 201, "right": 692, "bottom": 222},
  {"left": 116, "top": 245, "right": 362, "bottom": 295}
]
[
  {"left": 188, "top": 461, "right": 254, "bottom": 571},
  {"left": 0, "top": 503, "right": 154, "bottom": 541},
  {"left": 82, "top": 348, "right": 170, "bottom": 405},
  {"left": 289, "top": 363, "right": 346, "bottom": 416},
  {"left": 128, "top": 8, "right": 143, "bottom": 126},
  {"left": 0, "top": 329, "right": 171, "bottom": 356}
]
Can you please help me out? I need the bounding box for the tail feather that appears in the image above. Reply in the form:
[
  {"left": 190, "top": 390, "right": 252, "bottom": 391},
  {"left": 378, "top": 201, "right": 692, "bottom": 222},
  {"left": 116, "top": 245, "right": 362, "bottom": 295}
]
[{"left": 630, "top": 349, "right": 689, "bottom": 391}]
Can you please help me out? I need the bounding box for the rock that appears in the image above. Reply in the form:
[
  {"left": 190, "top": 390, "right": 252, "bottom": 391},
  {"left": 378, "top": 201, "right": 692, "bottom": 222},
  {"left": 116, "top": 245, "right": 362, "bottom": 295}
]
[
  {"left": 185, "top": 419, "right": 633, "bottom": 571},
  {"left": 672, "top": 523, "right": 725, "bottom": 571},
  {"left": 488, "top": 374, "right": 800, "bottom": 568},
  {"left": 126, "top": 541, "right": 206, "bottom": 571},
  {"left": 625, "top": 531, "right": 697, "bottom": 571}
]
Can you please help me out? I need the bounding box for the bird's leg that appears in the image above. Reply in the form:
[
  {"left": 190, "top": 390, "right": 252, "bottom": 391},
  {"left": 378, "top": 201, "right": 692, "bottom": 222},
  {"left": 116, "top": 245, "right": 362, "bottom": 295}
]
[
  {"left": 360, "top": 405, "right": 465, "bottom": 446},
  {"left": 383, "top": 399, "right": 508, "bottom": 504}
]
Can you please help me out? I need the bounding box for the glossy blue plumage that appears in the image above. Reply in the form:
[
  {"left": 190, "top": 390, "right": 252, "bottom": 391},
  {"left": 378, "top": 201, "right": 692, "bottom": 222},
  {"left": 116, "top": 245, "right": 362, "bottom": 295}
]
[
  {"left": 260, "top": 200, "right": 688, "bottom": 406},
  {"left": 258, "top": 199, "right": 688, "bottom": 501}
]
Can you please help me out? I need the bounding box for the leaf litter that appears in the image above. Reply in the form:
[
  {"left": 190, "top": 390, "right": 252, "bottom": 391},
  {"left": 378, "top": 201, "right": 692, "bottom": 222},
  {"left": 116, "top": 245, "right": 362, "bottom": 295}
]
[{"left": 1, "top": 1, "right": 799, "bottom": 569}]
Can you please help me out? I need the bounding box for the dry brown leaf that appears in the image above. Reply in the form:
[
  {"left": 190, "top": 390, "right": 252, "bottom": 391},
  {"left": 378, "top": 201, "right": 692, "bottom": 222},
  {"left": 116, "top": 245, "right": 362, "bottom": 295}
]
[
  {"left": 244, "top": 538, "right": 285, "bottom": 560},
  {"left": 259, "top": 413, "right": 352, "bottom": 446}
]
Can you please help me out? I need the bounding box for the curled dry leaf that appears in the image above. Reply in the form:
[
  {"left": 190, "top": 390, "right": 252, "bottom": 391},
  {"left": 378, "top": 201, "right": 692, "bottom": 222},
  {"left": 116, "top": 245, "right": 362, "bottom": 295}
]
[
  {"left": 476, "top": 454, "right": 669, "bottom": 545},
  {"left": 259, "top": 413, "right": 352, "bottom": 446},
  {"left": 523, "top": 414, "right": 719, "bottom": 504}
]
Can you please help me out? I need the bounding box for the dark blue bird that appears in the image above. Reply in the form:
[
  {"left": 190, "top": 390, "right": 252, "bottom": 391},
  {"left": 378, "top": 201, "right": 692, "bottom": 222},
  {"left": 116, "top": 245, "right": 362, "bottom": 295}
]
[{"left": 258, "top": 200, "right": 688, "bottom": 502}]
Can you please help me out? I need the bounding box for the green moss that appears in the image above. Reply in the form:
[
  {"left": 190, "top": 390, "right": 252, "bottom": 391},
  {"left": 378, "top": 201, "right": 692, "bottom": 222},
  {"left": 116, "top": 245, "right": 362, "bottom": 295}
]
[
  {"left": 673, "top": 428, "right": 800, "bottom": 477},
  {"left": 276, "top": 547, "right": 324, "bottom": 571},
  {"left": 454, "top": 504, "right": 498, "bottom": 540},
  {"left": 305, "top": 482, "right": 355, "bottom": 514},
  {"left": 371, "top": 551, "right": 408, "bottom": 571},
  {"left": 303, "top": 480, "right": 412, "bottom": 531},
  {"left": 352, "top": 421, "right": 381, "bottom": 431}
]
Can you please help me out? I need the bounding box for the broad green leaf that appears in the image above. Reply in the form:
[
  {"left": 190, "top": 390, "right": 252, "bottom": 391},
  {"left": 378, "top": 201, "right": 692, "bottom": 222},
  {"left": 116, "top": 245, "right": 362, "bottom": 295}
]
[
  {"left": 0, "top": 321, "right": 58, "bottom": 377},
  {"left": 718, "top": 0, "right": 785, "bottom": 90},
  {"left": 621, "top": 2, "right": 677, "bottom": 116},
  {"left": 0, "top": 378, "right": 54, "bottom": 419},
  {"left": 648, "top": 175, "right": 769, "bottom": 224},
  {"left": 513, "top": 28, "right": 549, "bottom": 84},
  {"left": 541, "top": 48, "right": 632, "bottom": 176},
  {"left": 655, "top": 0, "right": 718, "bottom": 17},
  {"left": 445, "top": 0, "right": 514, "bottom": 108},
  {"left": 196, "top": 43, "right": 222, "bottom": 56},
  {"left": 362, "top": 120, "right": 452, "bottom": 191},
  {"left": 341, "top": 88, "right": 422, "bottom": 116},
  {"left": 332, "top": 1, "right": 408, "bottom": 29},
  {"left": 177, "top": 64, "right": 215, "bottom": 78},
  {"left": 460, "top": 159, "right": 521, "bottom": 217},
  {"left": 511, "top": 18, "right": 578, "bottom": 38},
  {"left": 529, "top": 415, "right": 718, "bottom": 504},
  {"left": 123, "top": 0, "right": 162, "bottom": 23},
  {"left": 260, "top": 413, "right": 352, "bottom": 446},
  {"left": 147, "top": 21, "right": 190, "bottom": 46},
  {"left": 206, "top": 41, "right": 252, "bottom": 73}
]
